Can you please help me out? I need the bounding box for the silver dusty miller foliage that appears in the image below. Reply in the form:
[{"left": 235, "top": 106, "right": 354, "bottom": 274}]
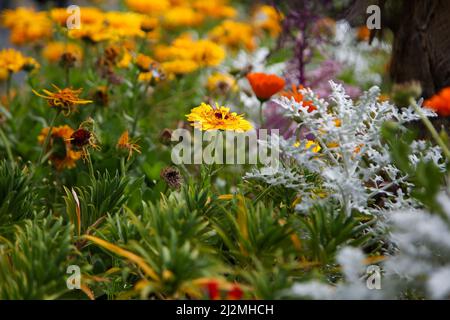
[
  {"left": 289, "top": 191, "right": 450, "bottom": 299},
  {"left": 245, "top": 81, "right": 442, "bottom": 216}
]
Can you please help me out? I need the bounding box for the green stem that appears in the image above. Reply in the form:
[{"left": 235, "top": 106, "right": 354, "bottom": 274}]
[
  {"left": 259, "top": 100, "right": 264, "bottom": 127},
  {"left": 85, "top": 149, "right": 95, "bottom": 178},
  {"left": 120, "top": 156, "right": 126, "bottom": 176},
  {"left": 5, "top": 73, "right": 12, "bottom": 105},
  {"left": 0, "top": 126, "right": 14, "bottom": 165},
  {"left": 65, "top": 67, "right": 70, "bottom": 87},
  {"left": 410, "top": 98, "right": 450, "bottom": 161},
  {"left": 38, "top": 111, "right": 60, "bottom": 165}
]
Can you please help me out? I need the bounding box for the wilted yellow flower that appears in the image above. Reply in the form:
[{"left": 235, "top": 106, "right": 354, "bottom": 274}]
[
  {"left": 207, "top": 73, "right": 237, "bottom": 93},
  {"left": 42, "top": 42, "right": 83, "bottom": 63},
  {"left": 2, "top": 7, "right": 52, "bottom": 45},
  {"left": 38, "top": 125, "right": 82, "bottom": 170},
  {"left": 116, "top": 131, "right": 142, "bottom": 160},
  {"left": 33, "top": 85, "right": 92, "bottom": 115},
  {"left": 209, "top": 20, "right": 255, "bottom": 51},
  {"left": 162, "top": 60, "right": 199, "bottom": 76},
  {"left": 252, "top": 5, "right": 283, "bottom": 37},
  {"left": 125, "top": 0, "right": 169, "bottom": 15},
  {"left": 187, "top": 102, "right": 253, "bottom": 132},
  {"left": 163, "top": 6, "right": 204, "bottom": 29}
]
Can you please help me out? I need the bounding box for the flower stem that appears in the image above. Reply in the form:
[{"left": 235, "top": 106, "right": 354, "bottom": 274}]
[
  {"left": 120, "top": 156, "right": 126, "bottom": 176},
  {"left": 85, "top": 149, "right": 95, "bottom": 178},
  {"left": 65, "top": 67, "right": 70, "bottom": 87},
  {"left": 5, "top": 73, "right": 12, "bottom": 105},
  {"left": 0, "top": 126, "right": 14, "bottom": 165},
  {"left": 410, "top": 98, "right": 450, "bottom": 161},
  {"left": 38, "top": 111, "right": 60, "bottom": 165},
  {"left": 259, "top": 100, "right": 264, "bottom": 127}
]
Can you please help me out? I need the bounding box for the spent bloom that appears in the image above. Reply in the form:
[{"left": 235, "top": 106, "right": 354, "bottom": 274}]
[
  {"left": 33, "top": 85, "right": 92, "bottom": 115},
  {"left": 187, "top": 102, "right": 253, "bottom": 132},
  {"left": 116, "top": 131, "right": 142, "bottom": 160},
  {"left": 160, "top": 166, "right": 183, "bottom": 190}
]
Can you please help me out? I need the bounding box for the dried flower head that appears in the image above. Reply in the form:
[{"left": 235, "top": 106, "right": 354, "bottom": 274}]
[{"left": 160, "top": 166, "right": 183, "bottom": 190}]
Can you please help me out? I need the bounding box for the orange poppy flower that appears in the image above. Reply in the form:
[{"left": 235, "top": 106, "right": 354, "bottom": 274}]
[
  {"left": 281, "top": 84, "right": 316, "bottom": 112},
  {"left": 424, "top": 87, "right": 450, "bottom": 117},
  {"left": 246, "top": 72, "right": 285, "bottom": 101}
]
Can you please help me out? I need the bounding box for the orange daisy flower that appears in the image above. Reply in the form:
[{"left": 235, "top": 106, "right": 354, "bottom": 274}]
[
  {"left": 424, "top": 87, "right": 450, "bottom": 117},
  {"left": 281, "top": 84, "right": 316, "bottom": 112},
  {"left": 246, "top": 72, "right": 285, "bottom": 101}
]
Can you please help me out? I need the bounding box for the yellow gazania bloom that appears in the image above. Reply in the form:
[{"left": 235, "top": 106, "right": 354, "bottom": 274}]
[
  {"left": 294, "top": 140, "right": 322, "bottom": 153},
  {"left": 68, "top": 23, "right": 113, "bottom": 43},
  {"left": 49, "top": 8, "right": 70, "bottom": 26},
  {"left": 135, "top": 54, "right": 155, "bottom": 71},
  {"left": 191, "top": 40, "right": 225, "bottom": 67},
  {"left": 42, "top": 42, "right": 83, "bottom": 63},
  {"left": 193, "top": 0, "right": 237, "bottom": 19},
  {"left": 50, "top": 7, "right": 104, "bottom": 26},
  {"left": 161, "top": 60, "right": 199, "bottom": 76},
  {"left": 141, "top": 16, "right": 158, "bottom": 33},
  {"left": 2, "top": 8, "right": 52, "bottom": 45},
  {"left": 104, "top": 12, "right": 146, "bottom": 39},
  {"left": 38, "top": 125, "right": 82, "bottom": 170},
  {"left": 33, "top": 85, "right": 92, "bottom": 115},
  {"left": 207, "top": 73, "right": 237, "bottom": 93},
  {"left": 154, "top": 35, "right": 197, "bottom": 62},
  {"left": 116, "top": 131, "right": 142, "bottom": 160},
  {"left": 0, "top": 49, "right": 32, "bottom": 73},
  {"left": 163, "top": 6, "right": 204, "bottom": 29},
  {"left": 155, "top": 36, "right": 225, "bottom": 68},
  {"left": 138, "top": 66, "right": 165, "bottom": 84},
  {"left": 252, "top": 5, "right": 283, "bottom": 37},
  {"left": 125, "top": 0, "right": 169, "bottom": 15},
  {"left": 118, "top": 49, "right": 133, "bottom": 68},
  {"left": 23, "top": 57, "right": 40, "bottom": 73},
  {"left": 187, "top": 102, "right": 253, "bottom": 132},
  {"left": 209, "top": 20, "right": 256, "bottom": 51}
]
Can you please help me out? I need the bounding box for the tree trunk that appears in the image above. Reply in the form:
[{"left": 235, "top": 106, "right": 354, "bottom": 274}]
[{"left": 389, "top": 0, "right": 450, "bottom": 99}]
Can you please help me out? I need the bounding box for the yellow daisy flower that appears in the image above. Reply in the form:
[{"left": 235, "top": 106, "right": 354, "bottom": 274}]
[{"left": 186, "top": 102, "right": 253, "bottom": 132}]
